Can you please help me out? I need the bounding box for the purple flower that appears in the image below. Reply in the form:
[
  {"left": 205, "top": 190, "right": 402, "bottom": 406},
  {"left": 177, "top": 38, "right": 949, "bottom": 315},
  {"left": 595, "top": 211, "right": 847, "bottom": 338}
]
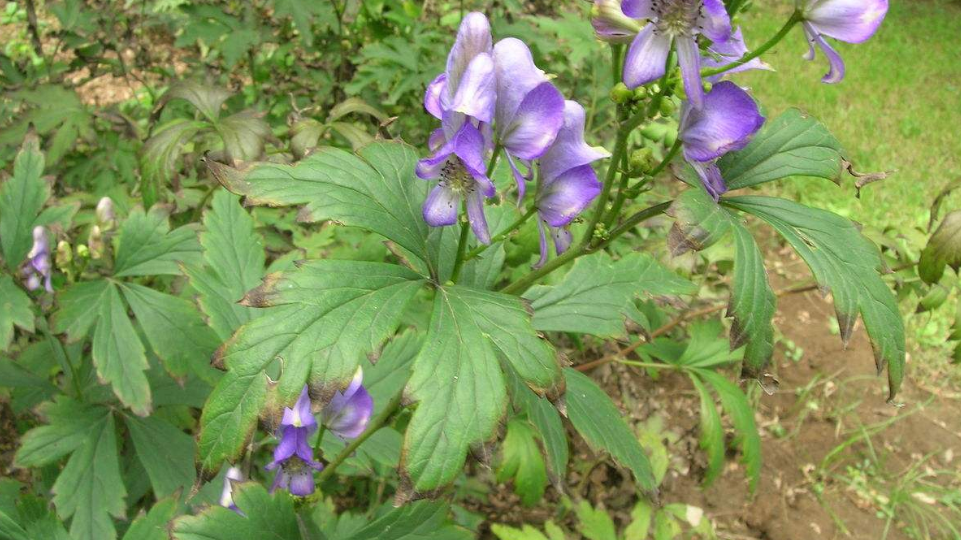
[
  {"left": 492, "top": 38, "right": 565, "bottom": 201},
  {"left": 418, "top": 13, "right": 497, "bottom": 244},
  {"left": 798, "top": 0, "right": 888, "bottom": 84},
  {"left": 321, "top": 367, "right": 373, "bottom": 440},
  {"left": 679, "top": 81, "right": 765, "bottom": 200},
  {"left": 22, "top": 226, "right": 52, "bottom": 292},
  {"left": 703, "top": 27, "right": 773, "bottom": 83},
  {"left": 219, "top": 466, "right": 244, "bottom": 514},
  {"left": 266, "top": 386, "right": 323, "bottom": 496},
  {"left": 533, "top": 101, "right": 608, "bottom": 267},
  {"left": 592, "top": 0, "right": 642, "bottom": 43},
  {"left": 621, "top": 0, "right": 732, "bottom": 108}
]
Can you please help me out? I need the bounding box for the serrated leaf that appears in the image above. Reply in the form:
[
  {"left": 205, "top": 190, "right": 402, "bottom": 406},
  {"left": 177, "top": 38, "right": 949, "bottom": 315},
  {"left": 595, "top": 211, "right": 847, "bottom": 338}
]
[
  {"left": 575, "top": 501, "right": 618, "bottom": 540},
  {"left": 209, "top": 141, "right": 445, "bottom": 278},
  {"left": 157, "top": 81, "right": 231, "bottom": 122},
  {"left": 125, "top": 415, "right": 196, "bottom": 498},
  {"left": 273, "top": 0, "right": 335, "bottom": 46},
  {"left": 122, "top": 495, "right": 179, "bottom": 540},
  {"left": 724, "top": 196, "right": 905, "bottom": 399},
  {"left": 524, "top": 252, "right": 695, "bottom": 338},
  {"left": 330, "top": 122, "right": 374, "bottom": 151},
  {"left": 497, "top": 418, "right": 548, "bottom": 507},
  {"left": 93, "top": 282, "right": 151, "bottom": 415},
  {"left": 563, "top": 368, "right": 656, "bottom": 493},
  {"left": 504, "top": 365, "right": 568, "bottom": 480},
  {"left": 51, "top": 279, "right": 111, "bottom": 341},
  {"left": 694, "top": 369, "right": 761, "bottom": 492},
  {"left": 624, "top": 501, "right": 653, "bottom": 540},
  {"left": 666, "top": 187, "right": 733, "bottom": 256},
  {"left": 171, "top": 483, "right": 300, "bottom": 540},
  {"left": 690, "top": 376, "right": 724, "bottom": 486},
  {"left": 719, "top": 108, "right": 844, "bottom": 190},
  {"left": 0, "top": 86, "right": 93, "bottom": 162},
  {"left": 220, "top": 29, "right": 260, "bottom": 67},
  {"left": 289, "top": 118, "right": 326, "bottom": 160},
  {"left": 919, "top": 210, "right": 961, "bottom": 284},
  {"left": 196, "top": 370, "right": 267, "bottom": 473},
  {"left": 0, "top": 132, "right": 48, "bottom": 271},
  {"left": 0, "top": 276, "right": 33, "bottom": 351},
  {"left": 491, "top": 524, "right": 550, "bottom": 540},
  {"left": 113, "top": 206, "right": 202, "bottom": 277},
  {"left": 120, "top": 282, "right": 220, "bottom": 378},
  {"left": 186, "top": 189, "right": 265, "bottom": 341},
  {"left": 364, "top": 331, "right": 422, "bottom": 416},
  {"left": 404, "top": 285, "right": 560, "bottom": 491},
  {"left": 345, "top": 501, "right": 471, "bottom": 540},
  {"left": 52, "top": 413, "right": 126, "bottom": 540},
  {"left": 14, "top": 397, "right": 109, "bottom": 468},
  {"left": 0, "top": 509, "right": 28, "bottom": 540},
  {"left": 215, "top": 110, "right": 271, "bottom": 163},
  {"left": 729, "top": 223, "right": 776, "bottom": 375},
  {"left": 140, "top": 119, "right": 210, "bottom": 197},
  {"left": 199, "top": 261, "right": 423, "bottom": 471}
]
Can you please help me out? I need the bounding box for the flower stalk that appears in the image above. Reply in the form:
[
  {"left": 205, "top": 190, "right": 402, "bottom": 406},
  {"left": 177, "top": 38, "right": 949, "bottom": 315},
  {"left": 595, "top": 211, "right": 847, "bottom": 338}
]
[{"left": 701, "top": 11, "right": 802, "bottom": 78}]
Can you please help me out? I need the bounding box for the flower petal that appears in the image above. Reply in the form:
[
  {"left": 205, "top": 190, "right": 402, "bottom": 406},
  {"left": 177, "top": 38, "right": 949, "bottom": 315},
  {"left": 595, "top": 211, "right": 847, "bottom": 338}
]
[
  {"left": 493, "top": 38, "right": 548, "bottom": 130},
  {"left": 447, "top": 12, "right": 493, "bottom": 96},
  {"left": 803, "top": 0, "right": 887, "bottom": 43},
  {"left": 697, "top": 0, "right": 732, "bottom": 43},
  {"left": 592, "top": 0, "right": 642, "bottom": 43},
  {"left": 423, "top": 185, "right": 461, "bottom": 227},
  {"left": 506, "top": 152, "right": 531, "bottom": 202},
  {"left": 680, "top": 81, "right": 764, "bottom": 162},
  {"left": 552, "top": 226, "right": 573, "bottom": 255},
  {"left": 273, "top": 425, "right": 299, "bottom": 463},
  {"left": 288, "top": 467, "right": 315, "bottom": 496},
  {"left": 453, "top": 123, "right": 496, "bottom": 197},
  {"left": 804, "top": 23, "right": 847, "bottom": 84},
  {"left": 467, "top": 190, "right": 492, "bottom": 245},
  {"left": 540, "top": 101, "right": 610, "bottom": 184},
  {"left": 536, "top": 165, "right": 602, "bottom": 227},
  {"left": 676, "top": 36, "right": 704, "bottom": 109},
  {"left": 621, "top": 0, "right": 654, "bottom": 19},
  {"left": 535, "top": 219, "right": 550, "bottom": 269},
  {"left": 623, "top": 24, "right": 671, "bottom": 89},
  {"left": 704, "top": 27, "right": 774, "bottom": 83},
  {"left": 689, "top": 159, "right": 728, "bottom": 201},
  {"left": 416, "top": 134, "right": 457, "bottom": 180},
  {"left": 500, "top": 82, "right": 565, "bottom": 160},
  {"left": 424, "top": 74, "right": 447, "bottom": 119},
  {"left": 326, "top": 385, "right": 373, "bottom": 439},
  {"left": 450, "top": 53, "right": 496, "bottom": 122}
]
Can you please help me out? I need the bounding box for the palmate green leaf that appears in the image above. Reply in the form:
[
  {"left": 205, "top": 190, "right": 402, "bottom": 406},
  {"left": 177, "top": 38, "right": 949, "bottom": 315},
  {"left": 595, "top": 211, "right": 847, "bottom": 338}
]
[
  {"left": 364, "top": 330, "right": 422, "bottom": 416},
  {"left": 113, "top": 206, "right": 203, "bottom": 277},
  {"left": 575, "top": 501, "right": 618, "bottom": 540},
  {"left": 496, "top": 418, "right": 549, "bottom": 507},
  {"left": 0, "top": 86, "right": 93, "bottom": 163},
  {"left": 156, "top": 81, "right": 231, "bottom": 122},
  {"left": 272, "top": 0, "right": 336, "bottom": 46},
  {"left": 51, "top": 279, "right": 112, "bottom": 341},
  {"left": 344, "top": 501, "right": 472, "bottom": 540},
  {"left": 668, "top": 188, "right": 777, "bottom": 376},
  {"left": 490, "top": 524, "right": 551, "bottom": 540},
  {"left": 562, "top": 368, "right": 656, "bottom": 493},
  {"left": 209, "top": 141, "right": 447, "bottom": 278},
  {"left": 504, "top": 365, "right": 568, "bottom": 481},
  {"left": 122, "top": 495, "right": 179, "bottom": 540},
  {"left": 0, "top": 509, "right": 28, "bottom": 540},
  {"left": 171, "top": 483, "right": 300, "bottom": 540},
  {"left": 0, "top": 276, "right": 34, "bottom": 352},
  {"left": 215, "top": 110, "right": 272, "bottom": 163},
  {"left": 724, "top": 196, "right": 905, "bottom": 399},
  {"left": 93, "top": 282, "right": 152, "bottom": 416},
  {"left": 186, "top": 189, "right": 265, "bottom": 341},
  {"left": 52, "top": 413, "right": 126, "bottom": 540},
  {"left": 140, "top": 118, "right": 211, "bottom": 196},
  {"left": 689, "top": 376, "right": 725, "bottom": 486},
  {"left": 919, "top": 210, "right": 961, "bottom": 284},
  {"left": 404, "top": 285, "right": 560, "bottom": 491},
  {"left": 719, "top": 108, "right": 845, "bottom": 190},
  {"left": 693, "top": 369, "right": 761, "bottom": 492},
  {"left": 199, "top": 261, "right": 424, "bottom": 471},
  {"left": 124, "top": 414, "right": 196, "bottom": 498},
  {"left": 0, "top": 132, "right": 48, "bottom": 271},
  {"left": 524, "top": 252, "right": 695, "bottom": 338},
  {"left": 120, "top": 282, "right": 220, "bottom": 378},
  {"left": 14, "top": 397, "right": 109, "bottom": 468}
]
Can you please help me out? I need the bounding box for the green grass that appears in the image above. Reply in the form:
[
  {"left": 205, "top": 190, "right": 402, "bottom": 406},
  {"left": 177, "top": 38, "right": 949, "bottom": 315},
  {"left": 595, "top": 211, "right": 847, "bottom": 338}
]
[{"left": 731, "top": 0, "right": 961, "bottom": 232}]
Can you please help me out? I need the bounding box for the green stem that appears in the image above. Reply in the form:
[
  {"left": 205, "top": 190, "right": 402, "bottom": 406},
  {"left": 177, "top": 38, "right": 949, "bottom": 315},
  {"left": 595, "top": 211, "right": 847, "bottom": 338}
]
[
  {"left": 595, "top": 201, "right": 673, "bottom": 251},
  {"left": 648, "top": 137, "right": 683, "bottom": 179},
  {"left": 315, "top": 389, "right": 404, "bottom": 484},
  {"left": 464, "top": 207, "right": 536, "bottom": 262},
  {"left": 617, "top": 359, "right": 674, "bottom": 371},
  {"left": 581, "top": 120, "right": 630, "bottom": 246},
  {"left": 602, "top": 151, "right": 632, "bottom": 228},
  {"left": 701, "top": 11, "right": 802, "bottom": 78},
  {"left": 451, "top": 146, "right": 501, "bottom": 282}
]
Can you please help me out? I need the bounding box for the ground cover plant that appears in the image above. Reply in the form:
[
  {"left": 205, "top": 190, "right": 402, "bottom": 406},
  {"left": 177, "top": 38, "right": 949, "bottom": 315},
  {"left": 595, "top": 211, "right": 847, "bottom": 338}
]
[{"left": 1, "top": 0, "right": 960, "bottom": 539}]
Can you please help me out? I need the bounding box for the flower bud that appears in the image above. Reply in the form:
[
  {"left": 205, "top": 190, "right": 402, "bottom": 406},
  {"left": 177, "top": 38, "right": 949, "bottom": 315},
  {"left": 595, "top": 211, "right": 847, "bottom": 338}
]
[
  {"left": 702, "top": 81, "right": 714, "bottom": 94},
  {"left": 95, "top": 197, "right": 115, "bottom": 229},
  {"left": 591, "top": 0, "right": 642, "bottom": 43},
  {"left": 610, "top": 83, "right": 633, "bottom": 104},
  {"left": 659, "top": 98, "right": 676, "bottom": 117},
  {"left": 76, "top": 244, "right": 90, "bottom": 259},
  {"left": 629, "top": 148, "right": 656, "bottom": 174},
  {"left": 88, "top": 226, "right": 104, "bottom": 260},
  {"left": 56, "top": 240, "right": 72, "bottom": 269},
  {"left": 633, "top": 86, "right": 649, "bottom": 101}
]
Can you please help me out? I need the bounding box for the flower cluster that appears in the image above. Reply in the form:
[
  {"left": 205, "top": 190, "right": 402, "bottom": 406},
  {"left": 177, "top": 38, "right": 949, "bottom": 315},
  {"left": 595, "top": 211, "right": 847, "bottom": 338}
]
[
  {"left": 22, "top": 226, "right": 52, "bottom": 292},
  {"left": 418, "top": 13, "right": 608, "bottom": 264},
  {"left": 265, "top": 369, "right": 373, "bottom": 496}
]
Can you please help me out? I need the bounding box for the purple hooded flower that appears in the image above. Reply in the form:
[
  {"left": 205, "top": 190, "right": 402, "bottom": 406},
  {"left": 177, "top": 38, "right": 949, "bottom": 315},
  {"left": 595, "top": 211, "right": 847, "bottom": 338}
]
[
  {"left": 492, "top": 38, "right": 565, "bottom": 201},
  {"left": 321, "top": 367, "right": 373, "bottom": 440},
  {"left": 22, "top": 226, "right": 52, "bottom": 292},
  {"left": 266, "top": 386, "right": 323, "bottom": 496},
  {"left": 679, "top": 81, "right": 765, "bottom": 200},
  {"left": 418, "top": 13, "right": 497, "bottom": 244},
  {"left": 621, "top": 0, "right": 732, "bottom": 108},
  {"left": 533, "top": 101, "right": 608, "bottom": 267},
  {"left": 592, "top": 0, "right": 642, "bottom": 43},
  {"left": 219, "top": 466, "right": 244, "bottom": 514},
  {"left": 798, "top": 0, "right": 888, "bottom": 84},
  {"left": 703, "top": 27, "right": 773, "bottom": 83}
]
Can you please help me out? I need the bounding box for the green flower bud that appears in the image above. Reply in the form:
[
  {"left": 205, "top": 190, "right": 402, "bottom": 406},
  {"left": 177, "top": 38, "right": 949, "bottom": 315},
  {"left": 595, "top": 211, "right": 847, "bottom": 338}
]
[
  {"left": 76, "top": 244, "right": 90, "bottom": 259},
  {"left": 629, "top": 148, "right": 656, "bottom": 174},
  {"left": 659, "top": 98, "right": 676, "bottom": 117},
  {"left": 610, "top": 83, "right": 633, "bottom": 104},
  {"left": 702, "top": 81, "right": 713, "bottom": 94},
  {"left": 632, "top": 86, "right": 649, "bottom": 101},
  {"left": 95, "top": 197, "right": 115, "bottom": 230},
  {"left": 88, "top": 226, "right": 105, "bottom": 260},
  {"left": 56, "top": 240, "right": 72, "bottom": 269}
]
